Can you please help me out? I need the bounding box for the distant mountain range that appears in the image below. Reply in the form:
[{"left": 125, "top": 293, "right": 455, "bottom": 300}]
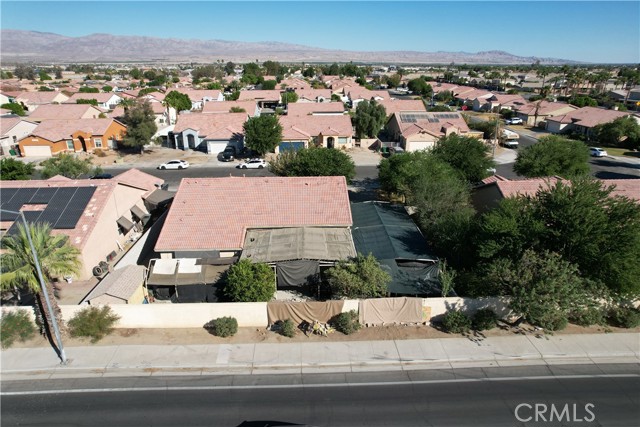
[{"left": 0, "top": 30, "right": 580, "bottom": 65}]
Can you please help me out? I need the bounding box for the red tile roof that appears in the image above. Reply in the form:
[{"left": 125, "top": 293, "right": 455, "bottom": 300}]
[
  {"left": 66, "top": 93, "right": 120, "bottom": 103},
  {"left": 113, "top": 169, "right": 165, "bottom": 197},
  {"left": 201, "top": 100, "right": 258, "bottom": 114},
  {"left": 294, "top": 88, "right": 332, "bottom": 101},
  {"left": 279, "top": 114, "right": 353, "bottom": 139},
  {"left": 237, "top": 90, "right": 282, "bottom": 101},
  {"left": 516, "top": 101, "right": 577, "bottom": 116},
  {"left": 286, "top": 102, "right": 346, "bottom": 116},
  {"left": 174, "top": 88, "right": 222, "bottom": 101},
  {"left": 377, "top": 99, "right": 427, "bottom": 116},
  {"left": 155, "top": 176, "right": 353, "bottom": 252},
  {"left": 28, "top": 104, "right": 104, "bottom": 121},
  {"left": 28, "top": 119, "right": 120, "bottom": 142},
  {"left": 601, "top": 179, "right": 640, "bottom": 202},
  {"left": 14, "top": 91, "right": 67, "bottom": 104},
  {"left": 546, "top": 106, "right": 631, "bottom": 128},
  {"left": 173, "top": 113, "right": 247, "bottom": 139}
]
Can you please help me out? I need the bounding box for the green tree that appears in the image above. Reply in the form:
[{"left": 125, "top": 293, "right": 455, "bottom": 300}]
[
  {"left": 269, "top": 147, "right": 356, "bottom": 181},
  {"left": 0, "top": 222, "right": 81, "bottom": 336},
  {"left": 281, "top": 91, "right": 298, "bottom": 104},
  {"left": 407, "top": 78, "right": 433, "bottom": 97},
  {"left": 514, "top": 135, "right": 590, "bottom": 178},
  {"left": 386, "top": 73, "right": 402, "bottom": 88},
  {"left": 0, "top": 158, "right": 35, "bottom": 180},
  {"left": 243, "top": 115, "right": 283, "bottom": 156},
  {"left": 40, "top": 153, "right": 92, "bottom": 179},
  {"left": 261, "top": 80, "right": 277, "bottom": 90},
  {"left": 432, "top": 134, "right": 495, "bottom": 183},
  {"left": 325, "top": 253, "right": 391, "bottom": 299},
  {"left": 164, "top": 90, "right": 192, "bottom": 112},
  {"left": 224, "top": 259, "right": 275, "bottom": 302},
  {"left": 262, "top": 60, "right": 281, "bottom": 76},
  {"left": 568, "top": 95, "right": 598, "bottom": 108},
  {"left": 129, "top": 68, "right": 142, "bottom": 79},
  {"left": 102, "top": 85, "right": 113, "bottom": 92},
  {"left": 434, "top": 90, "right": 454, "bottom": 103},
  {"left": 1, "top": 103, "right": 26, "bottom": 116},
  {"left": 39, "top": 71, "right": 52, "bottom": 81},
  {"left": 76, "top": 99, "right": 98, "bottom": 106},
  {"left": 54, "top": 67, "right": 63, "bottom": 79},
  {"left": 593, "top": 116, "right": 640, "bottom": 150},
  {"left": 122, "top": 99, "right": 158, "bottom": 153},
  {"left": 38, "top": 86, "right": 54, "bottom": 92},
  {"left": 229, "top": 107, "right": 246, "bottom": 113},
  {"left": 487, "top": 250, "right": 585, "bottom": 331},
  {"left": 224, "top": 61, "right": 236, "bottom": 75},
  {"left": 353, "top": 100, "right": 386, "bottom": 139},
  {"left": 14, "top": 64, "right": 36, "bottom": 81},
  {"left": 79, "top": 87, "right": 99, "bottom": 93}
]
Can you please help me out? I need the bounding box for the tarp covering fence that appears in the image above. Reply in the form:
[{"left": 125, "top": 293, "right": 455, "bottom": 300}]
[
  {"left": 358, "top": 297, "right": 425, "bottom": 326},
  {"left": 267, "top": 300, "right": 345, "bottom": 326}
]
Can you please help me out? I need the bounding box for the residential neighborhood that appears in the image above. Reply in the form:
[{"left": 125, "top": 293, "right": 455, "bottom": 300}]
[{"left": 0, "top": 2, "right": 639, "bottom": 425}]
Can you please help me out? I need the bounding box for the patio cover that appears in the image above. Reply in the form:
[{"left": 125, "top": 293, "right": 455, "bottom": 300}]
[
  {"left": 241, "top": 227, "right": 356, "bottom": 263},
  {"left": 146, "top": 258, "right": 222, "bottom": 286},
  {"left": 143, "top": 189, "right": 175, "bottom": 211},
  {"left": 351, "top": 202, "right": 442, "bottom": 296}
]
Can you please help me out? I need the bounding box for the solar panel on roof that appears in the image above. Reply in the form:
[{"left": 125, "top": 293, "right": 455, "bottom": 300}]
[{"left": 29, "top": 188, "right": 57, "bottom": 204}]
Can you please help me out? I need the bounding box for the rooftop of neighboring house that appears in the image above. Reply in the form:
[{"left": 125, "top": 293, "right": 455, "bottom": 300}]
[
  {"left": 286, "top": 102, "right": 346, "bottom": 116},
  {"left": 279, "top": 77, "right": 311, "bottom": 90},
  {"left": 0, "top": 170, "right": 163, "bottom": 249},
  {"left": 376, "top": 99, "right": 427, "bottom": 116},
  {"left": 546, "top": 106, "right": 632, "bottom": 128},
  {"left": 516, "top": 101, "right": 578, "bottom": 116},
  {"left": 13, "top": 91, "right": 68, "bottom": 104},
  {"left": 294, "top": 88, "right": 332, "bottom": 101},
  {"left": 431, "top": 82, "right": 462, "bottom": 94},
  {"left": 65, "top": 92, "right": 120, "bottom": 103},
  {"left": 0, "top": 117, "right": 35, "bottom": 135},
  {"left": 173, "top": 88, "right": 222, "bottom": 101},
  {"left": 329, "top": 78, "right": 357, "bottom": 91},
  {"left": 172, "top": 112, "right": 247, "bottom": 139},
  {"left": 320, "top": 75, "right": 339, "bottom": 84},
  {"left": 28, "top": 104, "right": 105, "bottom": 121},
  {"left": 201, "top": 100, "right": 258, "bottom": 114},
  {"left": 347, "top": 87, "right": 389, "bottom": 101},
  {"left": 485, "top": 94, "right": 527, "bottom": 106},
  {"left": 154, "top": 176, "right": 352, "bottom": 252},
  {"left": 393, "top": 111, "right": 471, "bottom": 138},
  {"left": 278, "top": 114, "right": 353, "bottom": 139},
  {"left": 26, "top": 118, "right": 122, "bottom": 142},
  {"left": 455, "top": 88, "right": 493, "bottom": 100},
  {"left": 141, "top": 91, "right": 166, "bottom": 102},
  {"left": 236, "top": 90, "right": 282, "bottom": 101}
]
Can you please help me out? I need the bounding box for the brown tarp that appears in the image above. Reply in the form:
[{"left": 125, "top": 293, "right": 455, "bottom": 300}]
[
  {"left": 267, "top": 300, "right": 345, "bottom": 326},
  {"left": 359, "top": 297, "right": 424, "bottom": 326}
]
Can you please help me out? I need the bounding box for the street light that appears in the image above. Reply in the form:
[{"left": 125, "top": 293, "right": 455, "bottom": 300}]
[{"left": 1, "top": 209, "right": 67, "bottom": 365}]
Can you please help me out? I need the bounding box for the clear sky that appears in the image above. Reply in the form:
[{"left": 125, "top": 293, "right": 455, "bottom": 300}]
[{"left": 2, "top": 1, "right": 639, "bottom": 63}]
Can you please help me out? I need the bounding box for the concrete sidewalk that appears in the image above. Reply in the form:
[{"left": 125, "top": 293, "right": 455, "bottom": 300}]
[{"left": 2, "top": 333, "right": 638, "bottom": 380}]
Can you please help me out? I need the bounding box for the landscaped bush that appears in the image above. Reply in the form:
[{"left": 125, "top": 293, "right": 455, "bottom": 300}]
[
  {"left": 472, "top": 308, "right": 498, "bottom": 331},
  {"left": 276, "top": 319, "right": 296, "bottom": 338},
  {"left": 0, "top": 310, "right": 37, "bottom": 348},
  {"left": 569, "top": 306, "right": 606, "bottom": 327},
  {"left": 204, "top": 316, "right": 238, "bottom": 337},
  {"left": 442, "top": 310, "right": 471, "bottom": 334},
  {"left": 68, "top": 306, "right": 120, "bottom": 343},
  {"left": 331, "top": 310, "right": 361, "bottom": 335},
  {"left": 608, "top": 306, "right": 640, "bottom": 328}
]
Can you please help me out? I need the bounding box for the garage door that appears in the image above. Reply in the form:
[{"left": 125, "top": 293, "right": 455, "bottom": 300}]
[
  {"left": 207, "top": 141, "right": 228, "bottom": 155},
  {"left": 279, "top": 141, "right": 305, "bottom": 152},
  {"left": 22, "top": 145, "right": 52, "bottom": 157},
  {"left": 406, "top": 141, "right": 433, "bottom": 152}
]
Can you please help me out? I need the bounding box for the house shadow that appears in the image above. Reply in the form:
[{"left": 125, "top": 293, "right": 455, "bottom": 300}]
[
  {"left": 348, "top": 177, "right": 381, "bottom": 202},
  {"left": 591, "top": 159, "right": 640, "bottom": 170},
  {"left": 594, "top": 171, "right": 640, "bottom": 180}
]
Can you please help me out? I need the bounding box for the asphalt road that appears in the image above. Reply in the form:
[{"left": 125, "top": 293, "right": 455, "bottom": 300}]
[{"left": 2, "top": 365, "right": 638, "bottom": 427}]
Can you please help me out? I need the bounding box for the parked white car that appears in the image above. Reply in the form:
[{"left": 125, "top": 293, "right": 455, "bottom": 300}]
[
  {"left": 236, "top": 158, "right": 267, "bottom": 169},
  {"left": 506, "top": 117, "right": 523, "bottom": 125},
  {"left": 158, "top": 159, "right": 190, "bottom": 170},
  {"left": 589, "top": 147, "right": 608, "bottom": 157}
]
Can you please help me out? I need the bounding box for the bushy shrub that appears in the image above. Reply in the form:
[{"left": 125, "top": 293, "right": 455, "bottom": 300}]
[
  {"left": 472, "top": 308, "right": 498, "bottom": 331},
  {"left": 331, "top": 310, "right": 361, "bottom": 335},
  {"left": 204, "top": 316, "right": 238, "bottom": 337},
  {"left": 442, "top": 310, "right": 471, "bottom": 334},
  {"left": 277, "top": 319, "right": 296, "bottom": 338},
  {"left": 0, "top": 310, "right": 37, "bottom": 348},
  {"left": 608, "top": 306, "right": 640, "bottom": 328},
  {"left": 68, "top": 306, "right": 120, "bottom": 343},
  {"left": 569, "top": 307, "right": 606, "bottom": 327}
]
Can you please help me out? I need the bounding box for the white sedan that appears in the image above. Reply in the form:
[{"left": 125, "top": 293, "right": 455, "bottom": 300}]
[
  {"left": 236, "top": 158, "right": 267, "bottom": 169},
  {"left": 589, "top": 147, "right": 608, "bottom": 157},
  {"left": 158, "top": 159, "right": 190, "bottom": 170}
]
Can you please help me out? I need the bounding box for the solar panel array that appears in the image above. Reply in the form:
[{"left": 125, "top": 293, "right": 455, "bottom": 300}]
[
  {"left": 399, "top": 112, "right": 461, "bottom": 123},
  {"left": 0, "top": 186, "right": 96, "bottom": 233}
]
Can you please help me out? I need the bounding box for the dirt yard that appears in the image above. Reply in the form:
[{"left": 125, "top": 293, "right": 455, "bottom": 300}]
[{"left": 10, "top": 321, "right": 639, "bottom": 349}]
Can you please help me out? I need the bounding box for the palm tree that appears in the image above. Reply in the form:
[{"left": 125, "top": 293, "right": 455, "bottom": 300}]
[{"left": 0, "top": 222, "right": 81, "bottom": 337}]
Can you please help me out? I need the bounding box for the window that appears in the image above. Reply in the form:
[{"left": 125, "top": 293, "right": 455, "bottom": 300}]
[
  {"left": 338, "top": 137, "right": 348, "bottom": 144},
  {"left": 66, "top": 140, "right": 74, "bottom": 150},
  {"left": 94, "top": 138, "right": 102, "bottom": 148}
]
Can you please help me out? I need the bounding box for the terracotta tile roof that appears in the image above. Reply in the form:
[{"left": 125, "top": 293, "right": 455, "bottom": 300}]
[
  {"left": 173, "top": 113, "right": 247, "bottom": 139},
  {"left": 14, "top": 91, "right": 67, "bottom": 104},
  {"left": 286, "top": 102, "right": 346, "bottom": 116},
  {"left": 479, "top": 174, "right": 510, "bottom": 185},
  {"left": 377, "top": 99, "right": 426, "bottom": 116},
  {"left": 113, "top": 169, "right": 165, "bottom": 197},
  {"left": 155, "top": 176, "right": 353, "bottom": 252},
  {"left": 174, "top": 88, "right": 222, "bottom": 101},
  {"left": 237, "top": 90, "right": 282, "bottom": 101},
  {"left": 546, "top": 106, "right": 631, "bottom": 128},
  {"left": 294, "top": 89, "right": 332, "bottom": 101},
  {"left": 202, "top": 100, "right": 258, "bottom": 114},
  {"left": 347, "top": 88, "right": 389, "bottom": 101},
  {"left": 432, "top": 83, "right": 461, "bottom": 94},
  {"left": 395, "top": 112, "right": 471, "bottom": 138},
  {"left": 0, "top": 117, "right": 22, "bottom": 134},
  {"left": 455, "top": 88, "right": 492, "bottom": 100},
  {"left": 28, "top": 104, "right": 104, "bottom": 121},
  {"left": 279, "top": 114, "right": 353, "bottom": 139},
  {"left": 28, "top": 118, "right": 118, "bottom": 142},
  {"left": 516, "top": 101, "right": 577, "bottom": 116},
  {"left": 494, "top": 177, "right": 563, "bottom": 198},
  {"left": 66, "top": 93, "right": 120, "bottom": 103},
  {"left": 601, "top": 179, "right": 640, "bottom": 202},
  {"left": 149, "top": 102, "right": 166, "bottom": 114},
  {"left": 320, "top": 75, "right": 339, "bottom": 83},
  {"left": 279, "top": 77, "right": 311, "bottom": 90}
]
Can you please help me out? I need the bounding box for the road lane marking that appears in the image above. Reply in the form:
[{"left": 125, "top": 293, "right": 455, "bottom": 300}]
[{"left": 2, "top": 374, "right": 638, "bottom": 396}]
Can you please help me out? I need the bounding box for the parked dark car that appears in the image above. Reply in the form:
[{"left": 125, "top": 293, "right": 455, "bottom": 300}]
[
  {"left": 221, "top": 146, "right": 236, "bottom": 162},
  {"left": 90, "top": 173, "right": 114, "bottom": 179}
]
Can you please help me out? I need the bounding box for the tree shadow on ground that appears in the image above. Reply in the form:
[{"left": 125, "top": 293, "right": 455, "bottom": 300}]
[{"left": 349, "top": 177, "right": 381, "bottom": 202}]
